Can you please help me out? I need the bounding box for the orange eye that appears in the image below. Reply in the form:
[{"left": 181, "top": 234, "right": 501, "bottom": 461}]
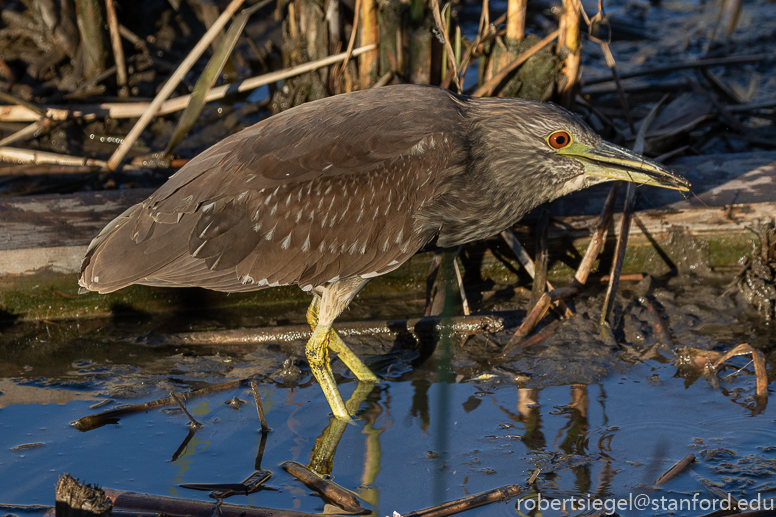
[{"left": 548, "top": 130, "right": 572, "bottom": 149}]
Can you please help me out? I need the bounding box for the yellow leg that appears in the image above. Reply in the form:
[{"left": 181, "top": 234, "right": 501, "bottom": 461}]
[
  {"left": 307, "top": 297, "right": 379, "bottom": 383},
  {"left": 306, "top": 324, "right": 350, "bottom": 420}
]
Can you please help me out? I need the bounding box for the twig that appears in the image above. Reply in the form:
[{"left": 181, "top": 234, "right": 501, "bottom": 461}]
[
  {"left": 572, "top": 182, "right": 620, "bottom": 287},
  {"left": 337, "top": 0, "right": 361, "bottom": 79},
  {"left": 281, "top": 462, "right": 364, "bottom": 514},
  {"left": 639, "top": 296, "right": 674, "bottom": 347},
  {"left": 654, "top": 454, "right": 695, "bottom": 486},
  {"left": 425, "top": 251, "right": 445, "bottom": 317},
  {"left": 107, "top": 0, "right": 249, "bottom": 171},
  {"left": 600, "top": 96, "right": 663, "bottom": 326},
  {"left": 133, "top": 314, "right": 505, "bottom": 346},
  {"left": 581, "top": 52, "right": 776, "bottom": 86},
  {"left": 500, "top": 229, "right": 573, "bottom": 318},
  {"left": 71, "top": 380, "right": 240, "bottom": 431},
  {"left": 170, "top": 392, "right": 204, "bottom": 429},
  {"left": 0, "top": 45, "right": 379, "bottom": 123},
  {"left": 453, "top": 246, "right": 470, "bottom": 316},
  {"left": 399, "top": 484, "right": 523, "bottom": 517},
  {"left": 530, "top": 205, "right": 550, "bottom": 311},
  {"left": 593, "top": 38, "right": 635, "bottom": 133},
  {"left": 472, "top": 30, "right": 559, "bottom": 97},
  {"left": 431, "top": 0, "right": 460, "bottom": 92},
  {"left": 600, "top": 186, "right": 633, "bottom": 327},
  {"left": 104, "top": 0, "right": 128, "bottom": 96},
  {"left": 250, "top": 379, "right": 270, "bottom": 433}
]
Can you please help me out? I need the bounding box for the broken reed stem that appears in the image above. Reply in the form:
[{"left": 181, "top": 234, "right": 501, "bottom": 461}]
[
  {"left": 104, "top": 0, "right": 128, "bottom": 97},
  {"left": 558, "top": 0, "right": 581, "bottom": 107},
  {"left": 281, "top": 462, "right": 364, "bottom": 514},
  {"left": 106, "top": 0, "right": 248, "bottom": 171},
  {"left": 572, "top": 182, "right": 621, "bottom": 287},
  {"left": 472, "top": 29, "right": 559, "bottom": 97},
  {"left": 400, "top": 484, "right": 524, "bottom": 517},
  {"left": 505, "top": 287, "right": 578, "bottom": 350},
  {"left": 0, "top": 45, "right": 378, "bottom": 123},
  {"left": 500, "top": 229, "right": 573, "bottom": 318},
  {"left": 358, "top": 0, "right": 379, "bottom": 88},
  {"left": 250, "top": 379, "right": 270, "bottom": 433},
  {"left": 453, "top": 245, "right": 471, "bottom": 316},
  {"left": 170, "top": 392, "right": 204, "bottom": 429},
  {"left": 654, "top": 454, "right": 696, "bottom": 486},
  {"left": 506, "top": 0, "right": 526, "bottom": 41},
  {"left": 71, "top": 380, "right": 240, "bottom": 431},
  {"left": 0, "top": 146, "right": 109, "bottom": 168}
]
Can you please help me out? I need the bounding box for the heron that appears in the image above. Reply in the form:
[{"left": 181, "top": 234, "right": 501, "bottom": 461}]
[{"left": 79, "top": 84, "right": 689, "bottom": 421}]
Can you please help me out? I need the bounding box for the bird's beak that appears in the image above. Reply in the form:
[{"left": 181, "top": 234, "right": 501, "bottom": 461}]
[{"left": 559, "top": 140, "right": 690, "bottom": 191}]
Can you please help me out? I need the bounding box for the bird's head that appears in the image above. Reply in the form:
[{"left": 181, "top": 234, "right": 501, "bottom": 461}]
[
  {"left": 495, "top": 99, "right": 691, "bottom": 196},
  {"left": 468, "top": 98, "right": 690, "bottom": 203}
]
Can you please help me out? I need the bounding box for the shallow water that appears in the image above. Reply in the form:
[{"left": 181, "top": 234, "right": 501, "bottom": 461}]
[{"left": 1, "top": 275, "right": 775, "bottom": 516}]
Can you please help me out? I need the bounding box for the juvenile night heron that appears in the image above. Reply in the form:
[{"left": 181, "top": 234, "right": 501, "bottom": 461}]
[{"left": 79, "top": 84, "right": 689, "bottom": 420}]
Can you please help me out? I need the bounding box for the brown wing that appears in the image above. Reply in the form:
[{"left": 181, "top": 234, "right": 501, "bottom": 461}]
[{"left": 80, "top": 85, "right": 469, "bottom": 294}]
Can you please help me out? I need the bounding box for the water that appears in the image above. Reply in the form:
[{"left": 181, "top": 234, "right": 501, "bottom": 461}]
[{"left": 1, "top": 275, "right": 774, "bottom": 516}]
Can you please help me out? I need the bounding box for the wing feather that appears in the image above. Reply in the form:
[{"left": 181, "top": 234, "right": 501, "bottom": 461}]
[{"left": 80, "top": 85, "right": 468, "bottom": 294}]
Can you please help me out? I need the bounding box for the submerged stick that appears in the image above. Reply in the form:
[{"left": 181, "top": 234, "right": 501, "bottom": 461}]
[
  {"left": 250, "top": 379, "right": 270, "bottom": 433},
  {"left": 281, "top": 462, "right": 365, "bottom": 514},
  {"left": 133, "top": 314, "right": 504, "bottom": 347},
  {"left": 170, "top": 392, "right": 204, "bottom": 429},
  {"left": 654, "top": 454, "right": 696, "bottom": 486},
  {"left": 400, "top": 484, "right": 524, "bottom": 517},
  {"left": 71, "top": 380, "right": 240, "bottom": 431},
  {"left": 102, "top": 488, "right": 332, "bottom": 517}
]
